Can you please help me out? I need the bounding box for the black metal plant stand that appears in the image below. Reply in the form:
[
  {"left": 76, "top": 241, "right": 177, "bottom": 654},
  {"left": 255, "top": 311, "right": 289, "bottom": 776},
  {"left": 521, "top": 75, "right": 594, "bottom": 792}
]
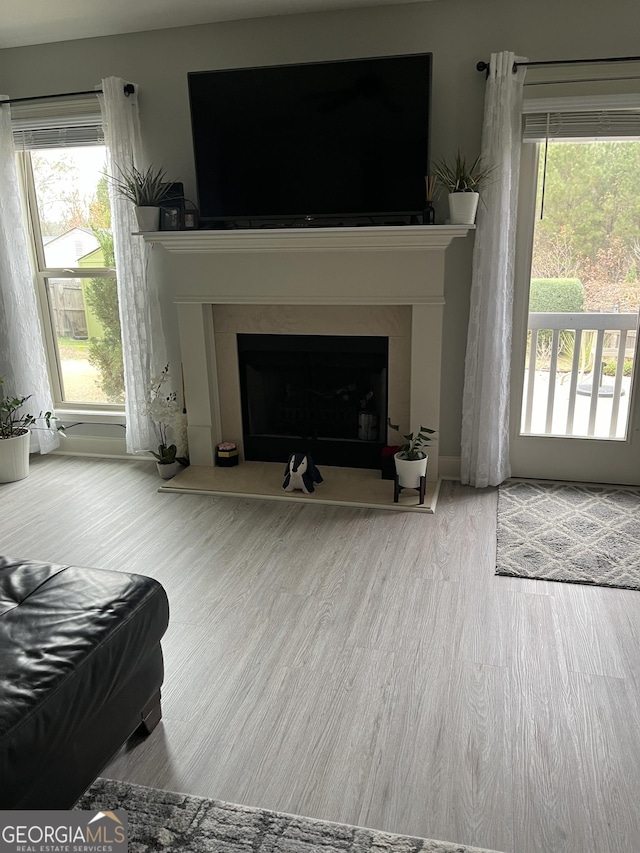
[{"left": 394, "top": 473, "right": 426, "bottom": 506}]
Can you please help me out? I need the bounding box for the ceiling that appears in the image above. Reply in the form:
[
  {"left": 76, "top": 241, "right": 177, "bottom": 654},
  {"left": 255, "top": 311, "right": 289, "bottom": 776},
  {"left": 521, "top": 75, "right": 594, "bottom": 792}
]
[{"left": 0, "top": 0, "right": 431, "bottom": 50}]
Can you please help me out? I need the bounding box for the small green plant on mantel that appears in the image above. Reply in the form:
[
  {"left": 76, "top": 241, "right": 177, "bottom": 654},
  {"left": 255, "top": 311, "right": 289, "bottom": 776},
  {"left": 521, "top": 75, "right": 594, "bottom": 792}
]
[
  {"left": 0, "top": 377, "right": 63, "bottom": 438},
  {"left": 432, "top": 150, "right": 495, "bottom": 194},
  {"left": 106, "top": 163, "right": 175, "bottom": 207},
  {"left": 387, "top": 418, "right": 436, "bottom": 460}
]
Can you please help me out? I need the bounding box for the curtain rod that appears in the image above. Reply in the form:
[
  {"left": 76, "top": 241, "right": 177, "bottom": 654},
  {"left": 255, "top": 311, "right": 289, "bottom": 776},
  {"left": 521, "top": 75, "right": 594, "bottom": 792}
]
[
  {"left": 476, "top": 55, "right": 640, "bottom": 75},
  {"left": 2, "top": 83, "right": 135, "bottom": 105}
]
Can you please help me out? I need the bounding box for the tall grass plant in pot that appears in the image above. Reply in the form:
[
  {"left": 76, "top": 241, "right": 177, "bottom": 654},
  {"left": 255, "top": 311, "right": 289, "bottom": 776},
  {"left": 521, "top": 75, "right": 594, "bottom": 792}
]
[
  {"left": 433, "top": 151, "right": 495, "bottom": 225},
  {"left": 106, "top": 163, "right": 176, "bottom": 231}
]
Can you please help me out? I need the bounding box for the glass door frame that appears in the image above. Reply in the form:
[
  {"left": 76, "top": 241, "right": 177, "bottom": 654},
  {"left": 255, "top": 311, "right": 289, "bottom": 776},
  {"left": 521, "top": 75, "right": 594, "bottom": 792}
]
[{"left": 510, "top": 143, "right": 640, "bottom": 485}]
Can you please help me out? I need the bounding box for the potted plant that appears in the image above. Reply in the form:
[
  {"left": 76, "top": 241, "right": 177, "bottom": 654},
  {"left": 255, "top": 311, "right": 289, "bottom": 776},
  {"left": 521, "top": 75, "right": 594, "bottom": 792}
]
[
  {"left": 432, "top": 150, "right": 495, "bottom": 225},
  {"left": 0, "top": 378, "right": 62, "bottom": 483},
  {"left": 387, "top": 418, "right": 436, "bottom": 489},
  {"left": 144, "top": 365, "right": 189, "bottom": 479},
  {"left": 106, "top": 163, "right": 176, "bottom": 232},
  {"left": 149, "top": 441, "right": 188, "bottom": 480}
]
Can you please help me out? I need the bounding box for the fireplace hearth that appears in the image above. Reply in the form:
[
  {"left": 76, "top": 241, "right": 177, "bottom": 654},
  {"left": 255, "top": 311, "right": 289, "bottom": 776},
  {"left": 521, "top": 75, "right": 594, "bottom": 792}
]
[{"left": 238, "top": 334, "right": 388, "bottom": 469}]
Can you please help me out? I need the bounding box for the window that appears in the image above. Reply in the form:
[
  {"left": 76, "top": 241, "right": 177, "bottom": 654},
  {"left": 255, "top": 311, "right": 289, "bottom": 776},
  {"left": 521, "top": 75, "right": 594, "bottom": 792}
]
[
  {"left": 519, "top": 104, "right": 640, "bottom": 439},
  {"left": 13, "top": 98, "right": 125, "bottom": 409}
]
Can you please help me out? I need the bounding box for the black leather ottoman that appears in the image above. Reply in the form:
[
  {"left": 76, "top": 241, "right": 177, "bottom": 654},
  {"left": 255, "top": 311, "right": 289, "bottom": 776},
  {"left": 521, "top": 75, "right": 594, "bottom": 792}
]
[{"left": 0, "top": 556, "right": 169, "bottom": 808}]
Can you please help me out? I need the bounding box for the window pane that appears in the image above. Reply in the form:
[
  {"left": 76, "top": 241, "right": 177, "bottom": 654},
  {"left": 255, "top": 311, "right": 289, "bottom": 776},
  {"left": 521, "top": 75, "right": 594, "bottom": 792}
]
[
  {"left": 31, "top": 147, "right": 111, "bottom": 269},
  {"left": 48, "top": 277, "right": 124, "bottom": 404},
  {"left": 28, "top": 144, "right": 125, "bottom": 408},
  {"left": 521, "top": 140, "right": 639, "bottom": 439}
]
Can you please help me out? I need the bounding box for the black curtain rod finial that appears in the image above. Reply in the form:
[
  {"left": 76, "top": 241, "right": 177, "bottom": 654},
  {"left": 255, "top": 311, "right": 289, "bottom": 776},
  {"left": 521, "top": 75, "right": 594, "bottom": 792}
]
[
  {"left": 4, "top": 82, "right": 134, "bottom": 106},
  {"left": 476, "top": 53, "right": 640, "bottom": 74}
]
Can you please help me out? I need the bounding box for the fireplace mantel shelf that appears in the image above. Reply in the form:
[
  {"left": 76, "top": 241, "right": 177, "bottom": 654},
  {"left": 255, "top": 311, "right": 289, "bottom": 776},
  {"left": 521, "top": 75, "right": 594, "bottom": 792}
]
[{"left": 139, "top": 224, "right": 473, "bottom": 253}]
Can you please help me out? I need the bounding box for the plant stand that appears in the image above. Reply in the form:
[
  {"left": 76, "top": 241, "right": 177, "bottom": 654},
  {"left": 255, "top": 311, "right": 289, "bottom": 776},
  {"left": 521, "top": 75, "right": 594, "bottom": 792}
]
[{"left": 394, "top": 473, "right": 426, "bottom": 506}]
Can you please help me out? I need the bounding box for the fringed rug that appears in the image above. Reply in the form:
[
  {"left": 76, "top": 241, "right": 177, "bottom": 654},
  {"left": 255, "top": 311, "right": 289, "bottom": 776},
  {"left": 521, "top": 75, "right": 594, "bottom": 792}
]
[
  {"left": 77, "top": 778, "right": 505, "bottom": 853},
  {"left": 496, "top": 479, "right": 640, "bottom": 590}
]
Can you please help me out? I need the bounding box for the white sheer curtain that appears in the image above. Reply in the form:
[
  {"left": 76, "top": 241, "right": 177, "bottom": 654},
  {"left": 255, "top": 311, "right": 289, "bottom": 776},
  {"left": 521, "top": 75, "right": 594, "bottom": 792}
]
[
  {"left": 0, "top": 98, "right": 59, "bottom": 454},
  {"left": 99, "top": 77, "right": 167, "bottom": 455},
  {"left": 460, "top": 52, "right": 527, "bottom": 488}
]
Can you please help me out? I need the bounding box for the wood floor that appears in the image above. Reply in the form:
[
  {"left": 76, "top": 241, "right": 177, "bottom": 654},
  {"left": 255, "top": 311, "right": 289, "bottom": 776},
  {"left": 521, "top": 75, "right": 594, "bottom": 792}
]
[{"left": 2, "top": 455, "right": 640, "bottom": 853}]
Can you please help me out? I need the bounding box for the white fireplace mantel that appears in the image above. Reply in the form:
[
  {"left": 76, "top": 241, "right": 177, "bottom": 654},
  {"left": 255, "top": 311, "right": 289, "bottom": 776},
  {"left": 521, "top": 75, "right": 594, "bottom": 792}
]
[
  {"left": 150, "top": 225, "right": 473, "bottom": 487},
  {"left": 141, "top": 224, "right": 472, "bottom": 254}
]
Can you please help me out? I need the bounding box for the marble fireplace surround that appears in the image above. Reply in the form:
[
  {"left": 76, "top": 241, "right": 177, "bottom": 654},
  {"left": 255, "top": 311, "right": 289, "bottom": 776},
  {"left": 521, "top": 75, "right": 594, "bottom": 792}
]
[{"left": 145, "top": 225, "right": 471, "bottom": 492}]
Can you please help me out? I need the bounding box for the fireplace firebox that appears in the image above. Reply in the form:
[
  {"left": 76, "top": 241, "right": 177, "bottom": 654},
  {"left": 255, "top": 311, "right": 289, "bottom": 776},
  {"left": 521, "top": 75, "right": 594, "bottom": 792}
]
[{"left": 238, "top": 334, "right": 388, "bottom": 469}]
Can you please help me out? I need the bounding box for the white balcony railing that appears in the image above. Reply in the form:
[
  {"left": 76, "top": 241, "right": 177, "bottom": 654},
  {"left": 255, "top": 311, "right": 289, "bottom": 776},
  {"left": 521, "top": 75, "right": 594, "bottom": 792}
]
[{"left": 522, "top": 312, "right": 638, "bottom": 439}]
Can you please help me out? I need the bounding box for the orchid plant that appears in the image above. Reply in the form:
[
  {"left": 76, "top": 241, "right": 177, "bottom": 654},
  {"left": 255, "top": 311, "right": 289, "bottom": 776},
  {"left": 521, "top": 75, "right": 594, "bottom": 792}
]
[{"left": 144, "top": 365, "right": 189, "bottom": 466}]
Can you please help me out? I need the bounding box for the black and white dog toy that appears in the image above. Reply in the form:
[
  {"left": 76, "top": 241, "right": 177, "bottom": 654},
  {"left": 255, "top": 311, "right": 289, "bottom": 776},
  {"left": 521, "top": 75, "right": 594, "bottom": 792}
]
[{"left": 282, "top": 453, "right": 323, "bottom": 494}]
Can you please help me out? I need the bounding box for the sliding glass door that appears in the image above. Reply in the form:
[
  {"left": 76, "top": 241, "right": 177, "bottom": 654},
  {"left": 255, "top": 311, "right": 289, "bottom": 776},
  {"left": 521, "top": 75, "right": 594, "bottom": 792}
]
[{"left": 510, "top": 121, "right": 640, "bottom": 484}]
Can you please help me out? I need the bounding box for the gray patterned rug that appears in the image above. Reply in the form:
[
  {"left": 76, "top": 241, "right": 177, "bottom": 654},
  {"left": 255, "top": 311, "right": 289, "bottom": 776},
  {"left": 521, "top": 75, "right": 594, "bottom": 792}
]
[
  {"left": 76, "top": 778, "right": 505, "bottom": 853},
  {"left": 496, "top": 479, "right": 640, "bottom": 589}
]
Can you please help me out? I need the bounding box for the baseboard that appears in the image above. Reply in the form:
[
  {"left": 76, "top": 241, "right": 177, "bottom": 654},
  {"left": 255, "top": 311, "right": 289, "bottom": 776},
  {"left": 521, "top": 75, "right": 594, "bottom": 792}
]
[
  {"left": 52, "top": 433, "right": 140, "bottom": 461},
  {"left": 438, "top": 455, "right": 461, "bottom": 480}
]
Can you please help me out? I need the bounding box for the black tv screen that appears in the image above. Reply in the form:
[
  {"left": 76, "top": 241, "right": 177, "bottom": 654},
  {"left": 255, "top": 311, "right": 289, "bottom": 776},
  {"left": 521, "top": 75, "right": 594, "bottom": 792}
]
[{"left": 188, "top": 53, "right": 432, "bottom": 225}]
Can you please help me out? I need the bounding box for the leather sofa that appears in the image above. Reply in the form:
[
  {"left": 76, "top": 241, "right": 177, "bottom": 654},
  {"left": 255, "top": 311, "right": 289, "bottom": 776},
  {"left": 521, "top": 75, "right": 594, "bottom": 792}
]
[{"left": 0, "top": 556, "right": 169, "bottom": 808}]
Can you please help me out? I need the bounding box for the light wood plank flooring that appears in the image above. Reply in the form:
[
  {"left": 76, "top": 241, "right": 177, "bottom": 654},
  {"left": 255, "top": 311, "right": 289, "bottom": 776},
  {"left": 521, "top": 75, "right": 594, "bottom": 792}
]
[{"left": 2, "top": 454, "right": 640, "bottom": 853}]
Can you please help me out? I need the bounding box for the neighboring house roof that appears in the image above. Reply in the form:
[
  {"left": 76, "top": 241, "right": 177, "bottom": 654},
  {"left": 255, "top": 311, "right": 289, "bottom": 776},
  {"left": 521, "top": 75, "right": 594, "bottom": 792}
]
[
  {"left": 77, "top": 246, "right": 106, "bottom": 266},
  {"left": 41, "top": 226, "right": 101, "bottom": 266},
  {"left": 41, "top": 226, "right": 97, "bottom": 247}
]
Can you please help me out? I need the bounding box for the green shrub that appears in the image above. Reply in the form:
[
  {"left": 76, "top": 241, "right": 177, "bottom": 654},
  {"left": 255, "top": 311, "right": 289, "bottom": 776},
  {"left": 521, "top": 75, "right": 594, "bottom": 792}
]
[
  {"left": 529, "top": 278, "right": 585, "bottom": 368},
  {"left": 603, "top": 358, "right": 634, "bottom": 377},
  {"left": 85, "top": 274, "right": 124, "bottom": 402},
  {"left": 529, "top": 278, "right": 585, "bottom": 314}
]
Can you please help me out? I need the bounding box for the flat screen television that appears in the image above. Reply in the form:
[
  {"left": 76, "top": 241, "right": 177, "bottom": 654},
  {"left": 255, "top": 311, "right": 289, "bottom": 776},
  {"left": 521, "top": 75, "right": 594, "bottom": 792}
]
[{"left": 187, "top": 53, "right": 432, "bottom": 227}]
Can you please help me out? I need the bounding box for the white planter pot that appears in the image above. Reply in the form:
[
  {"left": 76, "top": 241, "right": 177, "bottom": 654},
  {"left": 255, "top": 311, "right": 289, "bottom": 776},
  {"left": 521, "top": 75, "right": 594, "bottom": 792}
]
[
  {"left": 0, "top": 430, "right": 31, "bottom": 483},
  {"left": 156, "top": 460, "right": 180, "bottom": 480},
  {"left": 135, "top": 206, "right": 161, "bottom": 232},
  {"left": 394, "top": 451, "right": 428, "bottom": 489},
  {"left": 448, "top": 192, "right": 479, "bottom": 225}
]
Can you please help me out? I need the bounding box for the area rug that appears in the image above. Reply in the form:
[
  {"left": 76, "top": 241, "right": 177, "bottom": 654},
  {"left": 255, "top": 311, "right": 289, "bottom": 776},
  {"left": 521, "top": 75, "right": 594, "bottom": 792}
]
[
  {"left": 496, "top": 479, "right": 640, "bottom": 589},
  {"left": 76, "top": 778, "right": 505, "bottom": 853}
]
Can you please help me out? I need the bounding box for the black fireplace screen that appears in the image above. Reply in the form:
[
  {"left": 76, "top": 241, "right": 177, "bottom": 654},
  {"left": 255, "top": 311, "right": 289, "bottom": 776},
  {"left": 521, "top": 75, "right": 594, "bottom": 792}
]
[{"left": 238, "top": 334, "right": 388, "bottom": 468}]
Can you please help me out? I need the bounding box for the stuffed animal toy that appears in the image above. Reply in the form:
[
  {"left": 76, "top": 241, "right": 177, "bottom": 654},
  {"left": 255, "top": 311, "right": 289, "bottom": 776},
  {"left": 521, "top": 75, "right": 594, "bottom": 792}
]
[{"left": 282, "top": 453, "right": 323, "bottom": 494}]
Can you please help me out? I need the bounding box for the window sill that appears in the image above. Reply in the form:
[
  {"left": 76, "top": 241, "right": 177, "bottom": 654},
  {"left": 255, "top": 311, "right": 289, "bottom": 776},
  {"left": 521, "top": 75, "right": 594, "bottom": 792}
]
[{"left": 56, "top": 408, "right": 126, "bottom": 426}]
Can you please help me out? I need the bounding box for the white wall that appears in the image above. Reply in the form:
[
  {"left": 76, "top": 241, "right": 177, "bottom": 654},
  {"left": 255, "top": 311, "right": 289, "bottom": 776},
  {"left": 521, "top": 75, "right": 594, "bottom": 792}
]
[{"left": 1, "top": 0, "right": 639, "bottom": 457}]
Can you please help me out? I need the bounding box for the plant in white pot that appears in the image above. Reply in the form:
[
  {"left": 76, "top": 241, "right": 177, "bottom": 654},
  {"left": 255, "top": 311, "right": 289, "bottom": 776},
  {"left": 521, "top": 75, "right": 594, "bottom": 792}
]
[
  {"left": 0, "top": 378, "right": 63, "bottom": 483},
  {"left": 432, "top": 151, "right": 494, "bottom": 225},
  {"left": 107, "top": 163, "right": 176, "bottom": 232},
  {"left": 144, "top": 364, "right": 189, "bottom": 480},
  {"left": 387, "top": 418, "right": 436, "bottom": 490}
]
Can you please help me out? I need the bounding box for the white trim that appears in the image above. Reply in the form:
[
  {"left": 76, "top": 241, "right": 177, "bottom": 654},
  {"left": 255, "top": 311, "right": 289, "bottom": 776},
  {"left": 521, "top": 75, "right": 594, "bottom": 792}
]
[
  {"left": 174, "top": 294, "right": 446, "bottom": 306},
  {"left": 438, "top": 455, "right": 461, "bottom": 480},
  {"left": 53, "top": 433, "right": 129, "bottom": 457},
  {"left": 57, "top": 408, "right": 125, "bottom": 424},
  {"left": 139, "top": 225, "right": 474, "bottom": 254}
]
